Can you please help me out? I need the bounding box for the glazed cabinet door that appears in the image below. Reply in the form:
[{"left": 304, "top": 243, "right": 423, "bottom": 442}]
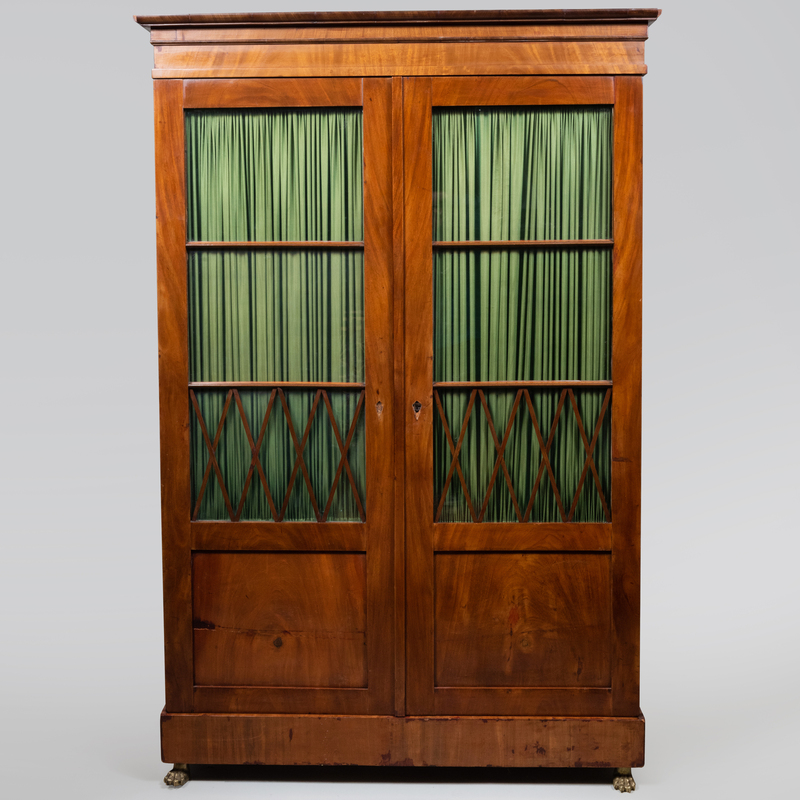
[
  {"left": 403, "top": 76, "right": 642, "bottom": 716},
  {"left": 155, "top": 78, "right": 395, "bottom": 715}
]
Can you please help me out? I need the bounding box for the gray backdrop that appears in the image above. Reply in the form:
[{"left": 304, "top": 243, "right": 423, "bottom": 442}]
[{"left": 1, "top": 1, "right": 797, "bottom": 797}]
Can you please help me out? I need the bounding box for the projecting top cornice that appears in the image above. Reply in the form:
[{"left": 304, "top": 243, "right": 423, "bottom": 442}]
[
  {"left": 135, "top": 8, "right": 661, "bottom": 78},
  {"left": 135, "top": 9, "right": 661, "bottom": 29}
]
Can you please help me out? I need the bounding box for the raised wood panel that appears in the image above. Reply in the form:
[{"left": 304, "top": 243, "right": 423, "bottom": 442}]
[
  {"left": 431, "top": 76, "right": 613, "bottom": 106},
  {"left": 194, "top": 628, "right": 366, "bottom": 687},
  {"left": 150, "top": 23, "right": 650, "bottom": 45},
  {"left": 162, "top": 711, "right": 646, "bottom": 768},
  {"left": 193, "top": 553, "right": 366, "bottom": 688},
  {"left": 191, "top": 521, "right": 366, "bottom": 551},
  {"left": 151, "top": 41, "right": 647, "bottom": 79},
  {"left": 433, "top": 523, "right": 611, "bottom": 551},
  {"left": 184, "top": 77, "right": 363, "bottom": 108},
  {"left": 435, "top": 554, "right": 612, "bottom": 688}
]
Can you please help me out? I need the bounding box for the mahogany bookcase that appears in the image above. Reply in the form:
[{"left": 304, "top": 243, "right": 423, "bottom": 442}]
[{"left": 136, "top": 9, "right": 659, "bottom": 792}]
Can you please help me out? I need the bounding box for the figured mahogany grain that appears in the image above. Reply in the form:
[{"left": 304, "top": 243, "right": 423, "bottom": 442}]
[
  {"left": 362, "top": 77, "right": 396, "bottom": 714},
  {"left": 391, "top": 75, "right": 406, "bottom": 716},
  {"left": 611, "top": 75, "right": 644, "bottom": 717},
  {"left": 434, "top": 553, "right": 612, "bottom": 688},
  {"left": 152, "top": 41, "right": 648, "bottom": 79},
  {"left": 403, "top": 77, "right": 435, "bottom": 716},
  {"left": 184, "top": 77, "right": 362, "bottom": 107},
  {"left": 193, "top": 552, "right": 367, "bottom": 688},
  {"left": 161, "top": 711, "right": 645, "bottom": 768},
  {"left": 154, "top": 80, "right": 192, "bottom": 712}
]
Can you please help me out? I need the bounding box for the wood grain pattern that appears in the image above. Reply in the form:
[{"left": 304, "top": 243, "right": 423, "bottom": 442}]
[
  {"left": 149, "top": 23, "right": 650, "bottom": 46},
  {"left": 190, "top": 521, "right": 366, "bottom": 551},
  {"left": 434, "top": 554, "right": 612, "bottom": 688},
  {"left": 161, "top": 711, "right": 646, "bottom": 768},
  {"left": 193, "top": 552, "right": 366, "bottom": 688},
  {"left": 153, "top": 80, "right": 192, "bottom": 712},
  {"left": 431, "top": 76, "right": 613, "bottom": 106},
  {"left": 391, "top": 75, "right": 406, "bottom": 717},
  {"left": 151, "top": 23, "right": 651, "bottom": 46},
  {"left": 403, "top": 77, "right": 435, "bottom": 716},
  {"left": 611, "top": 76, "right": 644, "bottom": 718},
  {"left": 186, "top": 241, "right": 364, "bottom": 249},
  {"left": 433, "top": 687, "right": 612, "bottom": 717},
  {"left": 433, "top": 240, "right": 613, "bottom": 248},
  {"left": 433, "top": 523, "right": 612, "bottom": 552},
  {"left": 193, "top": 686, "right": 370, "bottom": 715},
  {"left": 362, "top": 78, "right": 396, "bottom": 714},
  {"left": 151, "top": 41, "right": 647, "bottom": 79},
  {"left": 184, "top": 77, "right": 362, "bottom": 108}
]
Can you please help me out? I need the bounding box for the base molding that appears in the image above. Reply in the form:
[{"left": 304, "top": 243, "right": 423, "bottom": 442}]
[{"left": 161, "top": 711, "right": 644, "bottom": 768}]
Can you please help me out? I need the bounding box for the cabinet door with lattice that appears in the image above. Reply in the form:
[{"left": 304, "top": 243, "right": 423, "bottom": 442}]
[
  {"left": 156, "top": 77, "right": 395, "bottom": 716},
  {"left": 404, "top": 76, "right": 642, "bottom": 717}
]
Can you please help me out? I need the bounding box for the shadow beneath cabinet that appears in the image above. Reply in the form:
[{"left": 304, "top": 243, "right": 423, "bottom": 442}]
[{"left": 188, "top": 764, "right": 615, "bottom": 786}]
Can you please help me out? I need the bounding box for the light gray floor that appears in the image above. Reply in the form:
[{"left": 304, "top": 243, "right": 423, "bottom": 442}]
[{"left": 2, "top": 1, "right": 799, "bottom": 797}]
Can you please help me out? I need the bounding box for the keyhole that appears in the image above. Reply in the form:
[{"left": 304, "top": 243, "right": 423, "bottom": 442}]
[{"left": 412, "top": 400, "right": 422, "bottom": 420}]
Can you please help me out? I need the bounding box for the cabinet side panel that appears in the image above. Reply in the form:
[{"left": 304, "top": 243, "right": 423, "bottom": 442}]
[
  {"left": 154, "top": 79, "right": 192, "bottom": 711},
  {"left": 611, "top": 76, "right": 643, "bottom": 716}
]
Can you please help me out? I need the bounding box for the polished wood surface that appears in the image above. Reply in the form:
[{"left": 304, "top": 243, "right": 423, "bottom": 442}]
[
  {"left": 153, "top": 79, "right": 192, "bottom": 713},
  {"left": 362, "top": 77, "right": 396, "bottom": 714},
  {"left": 162, "top": 712, "right": 645, "bottom": 768},
  {"left": 191, "top": 521, "right": 366, "bottom": 551},
  {"left": 433, "top": 240, "right": 613, "bottom": 249},
  {"left": 184, "top": 77, "right": 362, "bottom": 107},
  {"left": 403, "top": 76, "right": 435, "bottom": 716},
  {"left": 433, "top": 522, "right": 611, "bottom": 552},
  {"left": 193, "top": 553, "right": 367, "bottom": 688},
  {"left": 391, "top": 75, "right": 406, "bottom": 717},
  {"left": 435, "top": 554, "right": 611, "bottom": 687},
  {"left": 611, "top": 75, "right": 644, "bottom": 717},
  {"left": 431, "top": 76, "right": 614, "bottom": 106},
  {"left": 186, "top": 241, "right": 364, "bottom": 249},
  {"left": 149, "top": 23, "right": 650, "bottom": 46},
  {"left": 151, "top": 41, "right": 647, "bottom": 79}
]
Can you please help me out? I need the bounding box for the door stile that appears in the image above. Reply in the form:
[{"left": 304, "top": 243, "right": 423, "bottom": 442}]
[
  {"left": 363, "top": 78, "right": 395, "bottom": 714},
  {"left": 402, "top": 77, "right": 435, "bottom": 716},
  {"left": 154, "top": 78, "right": 193, "bottom": 713},
  {"left": 610, "top": 75, "right": 643, "bottom": 717},
  {"left": 391, "top": 75, "right": 407, "bottom": 717}
]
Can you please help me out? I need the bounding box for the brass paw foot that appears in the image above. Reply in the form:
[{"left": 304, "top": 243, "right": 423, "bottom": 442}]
[
  {"left": 164, "top": 763, "right": 189, "bottom": 787},
  {"left": 613, "top": 767, "right": 636, "bottom": 792}
]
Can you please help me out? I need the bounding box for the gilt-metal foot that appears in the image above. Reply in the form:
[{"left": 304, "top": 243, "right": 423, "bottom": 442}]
[
  {"left": 612, "top": 767, "right": 636, "bottom": 792},
  {"left": 164, "top": 763, "right": 189, "bottom": 787}
]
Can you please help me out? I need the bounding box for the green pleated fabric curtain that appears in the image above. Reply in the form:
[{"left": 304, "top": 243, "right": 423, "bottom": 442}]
[
  {"left": 433, "top": 107, "right": 612, "bottom": 522},
  {"left": 185, "top": 109, "right": 365, "bottom": 521}
]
